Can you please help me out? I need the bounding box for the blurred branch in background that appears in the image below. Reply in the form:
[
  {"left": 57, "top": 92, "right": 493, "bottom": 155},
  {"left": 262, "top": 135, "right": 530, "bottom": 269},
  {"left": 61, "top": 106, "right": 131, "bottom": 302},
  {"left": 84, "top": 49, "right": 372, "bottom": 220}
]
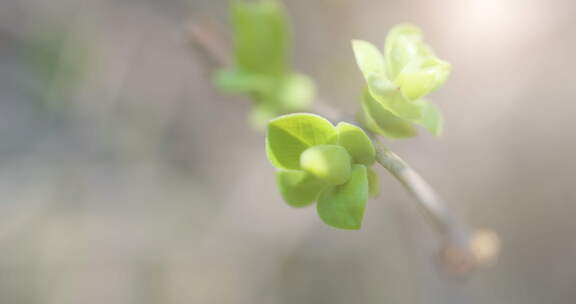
[
  {"left": 186, "top": 17, "right": 230, "bottom": 67},
  {"left": 186, "top": 17, "right": 500, "bottom": 276}
]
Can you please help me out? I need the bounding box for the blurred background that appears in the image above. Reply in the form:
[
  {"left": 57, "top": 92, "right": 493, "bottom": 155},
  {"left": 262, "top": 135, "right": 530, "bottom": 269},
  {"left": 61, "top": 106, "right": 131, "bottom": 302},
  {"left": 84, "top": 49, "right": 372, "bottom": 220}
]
[{"left": 1, "top": 0, "right": 575, "bottom": 303}]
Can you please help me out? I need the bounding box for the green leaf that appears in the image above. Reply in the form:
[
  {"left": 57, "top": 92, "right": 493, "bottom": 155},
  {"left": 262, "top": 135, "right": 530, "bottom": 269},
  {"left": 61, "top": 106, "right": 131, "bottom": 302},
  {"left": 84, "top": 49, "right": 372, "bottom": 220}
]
[
  {"left": 361, "top": 89, "right": 417, "bottom": 139},
  {"left": 336, "top": 122, "right": 375, "bottom": 165},
  {"left": 214, "top": 69, "right": 273, "bottom": 93},
  {"left": 350, "top": 24, "right": 450, "bottom": 129},
  {"left": 367, "top": 167, "right": 380, "bottom": 197},
  {"left": 351, "top": 31, "right": 422, "bottom": 120},
  {"left": 351, "top": 39, "right": 408, "bottom": 116},
  {"left": 250, "top": 103, "right": 278, "bottom": 129},
  {"left": 300, "top": 145, "right": 352, "bottom": 185},
  {"left": 383, "top": 24, "right": 450, "bottom": 102},
  {"left": 395, "top": 57, "right": 451, "bottom": 101},
  {"left": 266, "top": 113, "right": 337, "bottom": 169},
  {"left": 397, "top": 71, "right": 436, "bottom": 101},
  {"left": 411, "top": 99, "right": 443, "bottom": 136},
  {"left": 317, "top": 164, "right": 369, "bottom": 230},
  {"left": 384, "top": 24, "right": 425, "bottom": 80},
  {"left": 232, "top": 0, "right": 289, "bottom": 76},
  {"left": 367, "top": 88, "right": 422, "bottom": 120},
  {"left": 276, "top": 170, "right": 326, "bottom": 207},
  {"left": 351, "top": 40, "right": 387, "bottom": 83},
  {"left": 276, "top": 73, "right": 315, "bottom": 111}
]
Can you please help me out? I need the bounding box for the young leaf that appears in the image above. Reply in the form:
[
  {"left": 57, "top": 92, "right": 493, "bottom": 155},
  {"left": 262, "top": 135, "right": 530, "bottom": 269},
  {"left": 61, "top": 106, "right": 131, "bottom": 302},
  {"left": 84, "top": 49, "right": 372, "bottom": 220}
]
[
  {"left": 300, "top": 145, "right": 352, "bottom": 185},
  {"left": 275, "top": 73, "right": 315, "bottom": 111},
  {"left": 395, "top": 57, "right": 451, "bottom": 101},
  {"left": 276, "top": 170, "right": 326, "bottom": 207},
  {"left": 384, "top": 24, "right": 424, "bottom": 80},
  {"left": 350, "top": 24, "right": 449, "bottom": 138},
  {"left": 368, "top": 88, "right": 422, "bottom": 120},
  {"left": 266, "top": 113, "right": 337, "bottom": 169},
  {"left": 351, "top": 40, "right": 386, "bottom": 83},
  {"left": 232, "top": 0, "right": 288, "bottom": 76},
  {"left": 367, "top": 167, "right": 380, "bottom": 197},
  {"left": 336, "top": 122, "right": 375, "bottom": 165},
  {"left": 411, "top": 99, "right": 443, "bottom": 136},
  {"left": 219, "top": 0, "right": 318, "bottom": 124},
  {"left": 361, "top": 89, "right": 416, "bottom": 138},
  {"left": 317, "top": 164, "right": 369, "bottom": 230},
  {"left": 351, "top": 39, "right": 404, "bottom": 112}
]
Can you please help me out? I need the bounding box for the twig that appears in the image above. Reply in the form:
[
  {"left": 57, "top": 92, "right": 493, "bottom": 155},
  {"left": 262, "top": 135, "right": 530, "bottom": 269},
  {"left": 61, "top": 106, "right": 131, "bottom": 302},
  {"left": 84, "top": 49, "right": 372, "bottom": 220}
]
[
  {"left": 185, "top": 18, "right": 499, "bottom": 276},
  {"left": 185, "top": 17, "right": 230, "bottom": 67},
  {"left": 374, "top": 143, "right": 463, "bottom": 235},
  {"left": 374, "top": 141, "right": 476, "bottom": 274}
]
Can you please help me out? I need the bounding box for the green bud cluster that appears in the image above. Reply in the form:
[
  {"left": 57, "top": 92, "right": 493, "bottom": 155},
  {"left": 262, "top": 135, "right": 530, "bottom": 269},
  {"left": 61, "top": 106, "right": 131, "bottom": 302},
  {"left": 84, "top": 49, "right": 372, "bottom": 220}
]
[
  {"left": 266, "top": 113, "right": 380, "bottom": 229},
  {"left": 214, "top": 2, "right": 454, "bottom": 230},
  {"left": 216, "top": 0, "right": 315, "bottom": 127},
  {"left": 352, "top": 24, "right": 450, "bottom": 138}
]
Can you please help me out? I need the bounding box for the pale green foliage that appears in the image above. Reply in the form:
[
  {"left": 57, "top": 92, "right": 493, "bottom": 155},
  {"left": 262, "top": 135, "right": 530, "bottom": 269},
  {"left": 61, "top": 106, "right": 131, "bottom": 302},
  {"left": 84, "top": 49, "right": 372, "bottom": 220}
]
[
  {"left": 215, "top": 70, "right": 272, "bottom": 93},
  {"left": 266, "top": 113, "right": 336, "bottom": 169},
  {"left": 216, "top": 0, "right": 315, "bottom": 127},
  {"left": 215, "top": 8, "right": 454, "bottom": 230},
  {"left": 232, "top": 0, "right": 287, "bottom": 76},
  {"left": 359, "top": 89, "right": 416, "bottom": 138},
  {"left": 352, "top": 24, "right": 450, "bottom": 138},
  {"left": 317, "top": 165, "right": 369, "bottom": 230},
  {"left": 336, "top": 122, "right": 375, "bottom": 165},
  {"left": 367, "top": 167, "right": 380, "bottom": 197},
  {"left": 300, "top": 145, "right": 352, "bottom": 185},
  {"left": 411, "top": 99, "right": 443, "bottom": 136},
  {"left": 384, "top": 25, "right": 426, "bottom": 80},
  {"left": 276, "top": 170, "right": 326, "bottom": 207},
  {"left": 266, "top": 113, "right": 378, "bottom": 229},
  {"left": 351, "top": 40, "right": 387, "bottom": 84}
]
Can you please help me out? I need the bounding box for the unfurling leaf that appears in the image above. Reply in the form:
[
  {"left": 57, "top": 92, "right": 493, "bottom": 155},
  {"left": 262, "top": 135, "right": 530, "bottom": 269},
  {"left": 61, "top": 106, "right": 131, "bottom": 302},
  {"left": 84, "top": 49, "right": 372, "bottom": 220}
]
[
  {"left": 384, "top": 24, "right": 426, "bottom": 80},
  {"left": 395, "top": 57, "right": 451, "bottom": 101},
  {"left": 361, "top": 89, "right": 416, "bottom": 139},
  {"left": 277, "top": 170, "right": 326, "bottom": 207},
  {"left": 265, "top": 113, "right": 382, "bottom": 229},
  {"left": 351, "top": 24, "right": 450, "bottom": 137},
  {"left": 276, "top": 73, "right": 315, "bottom": 111},
  {"left": 232, "top": 0, "right": 288, "bottom": 76},
  {"left": 217, "top": 0, "right": 316, "bottom": 125},
  {"left": 410, "top": 99, "right": 443, "bottom": 136},
  {"left": 351, "top": 40, "right": 386, "bottom": 83},
  {"left": 300, "top": 145, "right": 352, "bottom": 185},
  {"left": 247, "top": 74, "right": 316, "bottom": 128},
  {"left": 266, "top": 113, "right": 336, "bottom": 169},
  {"left": 336, "top": 122, "right": 375, "bottom": 165},
  {"left": 317, "top": 164, "right": 369, "bottom": 230}
]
